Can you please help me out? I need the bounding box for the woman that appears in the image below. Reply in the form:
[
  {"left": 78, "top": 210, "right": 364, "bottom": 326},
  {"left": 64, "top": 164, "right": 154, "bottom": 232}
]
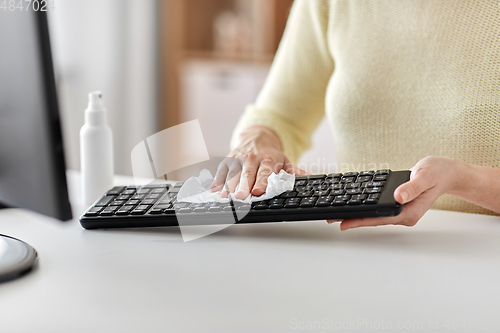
[{"left": 211, "top": 0, "right": 500, "bottom": 230}]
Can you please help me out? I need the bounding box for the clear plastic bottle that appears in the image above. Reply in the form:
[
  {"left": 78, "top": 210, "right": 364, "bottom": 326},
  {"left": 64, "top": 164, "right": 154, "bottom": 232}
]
[{"left": 80, "top": 91, "right": 114, "bottom": 206}]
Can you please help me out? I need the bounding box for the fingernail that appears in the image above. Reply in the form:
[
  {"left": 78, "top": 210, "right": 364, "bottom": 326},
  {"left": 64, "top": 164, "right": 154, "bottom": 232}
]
[{"left": 401, "top": 191, "right": 408, "bottom": 203}]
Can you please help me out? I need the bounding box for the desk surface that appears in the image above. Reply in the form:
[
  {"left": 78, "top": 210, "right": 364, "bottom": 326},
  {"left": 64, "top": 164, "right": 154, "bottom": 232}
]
[{"left": 1, "top": 171, "right": 500, "bottom": 333}]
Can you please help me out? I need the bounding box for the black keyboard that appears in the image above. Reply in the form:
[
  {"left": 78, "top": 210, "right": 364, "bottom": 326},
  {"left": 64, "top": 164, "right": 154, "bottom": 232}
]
[{"left": 80, "top": 169, "right": 411, "bottom": 229}]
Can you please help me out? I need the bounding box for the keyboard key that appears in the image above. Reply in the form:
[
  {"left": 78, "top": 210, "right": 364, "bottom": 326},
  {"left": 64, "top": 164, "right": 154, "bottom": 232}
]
[
  {"left": 329, "top": 184, "right": 343, "bottom": 190},
  {"left": 269, "top": 198, "right": 285, "bottom": 205},
  {"left": 351, "top": 194, "right": 367, "bottom": 201},
  {"left": 343, "top": 172, "right": 358, "bottom": 177},
  {"left": 330, "top": 189, "right": 345, "bottom": 196},
  {"left": 296, "top": 185, "right": 313, "bottom": 192},
  {"left": 168, "top": 187, "right": 180, "bottom": 193},
  {"left": 346, "top": 188, "right": 362, "bottom": 195},
  {"left": 335, "top": 195, "right": 351, "bottom": 201},
  {"left": 236, "top": 204, "right": 252, "bottom": 211},
  {"left": 364, "top": 193, "right": 380, "bottom": 204},
  {"left": 340, "top": 176, "right": 355, "bottom": 183},
  {"left": 115, "top": 205, "right": 135, "bottom": 215},
  {"left": 373, "top": 174, "right": 387, "bottom": 181},
  {"left": 364, "top": 187, "right": 383, "bottom": 194},
  {"left": 95, "top": 196, "right": 115, "bottom": 207},
  {"left": 148, "top": 208, "right": 164, "bottom": 214},
  {"left": 253, "top": 201, "right": 269, "bottom": 210},
  {"left": 323, "top": 178, "right": 340, "bottom": 184},
  {"left": 284, "top": 198, "right": 300, "bottom": 208},
  {"left": 154, "top": 203, "right": 173, "bottom": 209},
  {"left": 297, "top": 191, "right": 312, "bottom": 197},
  {"left": 375, "top": 169, "right": 390, "bottom": 175},
  {"left": 345, "top": 183, "right": 361, "bottom": 189},
  {"left": 300, "top": 197, "right": 317, "bottom": 207},
  {"left": 313, "top": 184, "right": 329, "bottom": 190},
  {"left": 347, "top": 199, "right": 362, "bottom": 205},
  {"left": 366, "top": 181, "right": 386, "bottom": 188},
  {"left": 85, "top": 207, "right": 103, "bottom": 216},
  {"left": 106, "top": 186, "right": 125, "bottom": 195},
  {"left": 313, "top": 190, "right": 330, "bottom": 197},
  {"left": 131, "top": 205, "right": 150, "bottom": 215},
  {"left": 137, "top": 188, "right": 151, "bottom": 194},
  {"left": 122, "top": 190, "right": 136, "bottom": 195},
  {"left": 308, "top": 179, "right": 323, "bottom": 185},
  {"left": 295, "top": 180, "right": 307, "bottom": 186},
  {"left": 140, "top": 199, "right": 155, "bottom": 205},
  {"left": 316, "top": 196, "right": 334, "bottom": 207},
  {"left": 295, "top": 175, "right": 326, "bottom": 180},
  {"left": 158, "top": 196, "right": 174, "bottom": 204},
  {"left": 177, "top": 208, "right": 193, "bottom": 214},
  {"left": 331, "top": 199, "right": 346, "bottom": 206},
  {"left": 193, "top": 206, "right": 208, "bottom": 213},
  {"left": 131, "top": 194, "right": 146, "bottom": 200},
  {"left": 163, "top": 207, "right": 176, "bottom": 214},
  {"left": 326, "top": 173, "right": 343, "bottom": 178},
  {"left": 174, "top": 202, "right": 191, "bottom": 209},
  {"left": 151, "top": 188, "right": 166, "bottom": 194},
  {"left": 146, "top": 193, "right": 160, "bottom": 199},
  {"left": 359, "top": 171, "right": 375, "bottom": 176},
  {"left": 280, "top": 191, "right": 297, "bottom": 198},
  {"left": 142, "top": 184, "right": 168, "bottom": 189},
  {"left": 126, "top": 199, "right": 140, "bottom": 205},
  {"left": 100, "top": 206, "right": 119, "bottom": 216},
  {"left": 269, "top": 203, "right": 284, "bottom": 209},
  {"left": 356, "top": 176, "right": 372, "bottom": 183},
  {"left": 109, "top": 200, "right": 126, "bottom": 206},
  {"left": 208, "top": 206, "right": 223, "bottom": 212}
]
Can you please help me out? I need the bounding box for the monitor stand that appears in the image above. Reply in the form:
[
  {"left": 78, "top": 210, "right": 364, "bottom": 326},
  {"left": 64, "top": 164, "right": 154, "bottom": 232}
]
[{"left": 0, "top": 205, "right": 38, "bottom": 283}]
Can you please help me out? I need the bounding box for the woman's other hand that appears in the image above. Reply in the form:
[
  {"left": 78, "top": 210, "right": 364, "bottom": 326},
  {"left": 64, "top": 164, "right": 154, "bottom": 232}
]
[{"left": 334, "top": 156, "right": 467, "bottom": 230}]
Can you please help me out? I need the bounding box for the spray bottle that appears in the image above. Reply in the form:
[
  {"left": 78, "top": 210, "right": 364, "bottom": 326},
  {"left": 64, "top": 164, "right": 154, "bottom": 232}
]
[{"left": 80, "top": 91, "right": 114, "bottom": 206}]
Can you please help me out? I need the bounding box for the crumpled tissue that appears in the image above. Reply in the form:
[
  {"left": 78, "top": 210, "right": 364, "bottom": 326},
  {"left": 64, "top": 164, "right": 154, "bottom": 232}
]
[{"left": 177, "top": 169, "right": 295, "bottom": 204}]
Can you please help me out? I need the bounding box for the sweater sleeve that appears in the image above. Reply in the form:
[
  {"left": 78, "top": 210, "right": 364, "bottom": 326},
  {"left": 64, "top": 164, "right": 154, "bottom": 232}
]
[{"left": 231, "top": 0, "right": 334, "bottom": 164}]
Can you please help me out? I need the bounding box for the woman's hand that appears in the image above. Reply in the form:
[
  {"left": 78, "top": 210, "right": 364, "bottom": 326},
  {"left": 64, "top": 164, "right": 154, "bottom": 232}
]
[
  {"left": 211, "top": 126, "right": 307, "bottom": 200},
  {"left": 334, "top": 156, "right": 468, "bottom": 230}
]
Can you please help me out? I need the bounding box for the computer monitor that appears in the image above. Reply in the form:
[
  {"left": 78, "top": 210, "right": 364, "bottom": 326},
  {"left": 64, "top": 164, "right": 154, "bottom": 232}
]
[{"left": 0, "top": 10, "right": 72, "bottom": 282}]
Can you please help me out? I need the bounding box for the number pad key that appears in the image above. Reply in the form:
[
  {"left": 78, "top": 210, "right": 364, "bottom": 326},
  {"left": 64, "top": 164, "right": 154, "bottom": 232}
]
[
  {"left": 284, "top": 198, "right": 301, "bottom": 208},
  {"left": 300, "top": 197, "right": 317, "bottom": 207},
  {"left": 316, "top": 196, "right": 334, "bottom": 207},
  {"left": 364, "top": 187, "right": 383, "bottom": 194}
]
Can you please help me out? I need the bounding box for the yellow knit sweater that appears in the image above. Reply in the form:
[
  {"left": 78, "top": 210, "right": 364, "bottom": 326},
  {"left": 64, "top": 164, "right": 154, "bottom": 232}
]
[{"left": 232, "top": 0, "right": 500, "bottom": 215}]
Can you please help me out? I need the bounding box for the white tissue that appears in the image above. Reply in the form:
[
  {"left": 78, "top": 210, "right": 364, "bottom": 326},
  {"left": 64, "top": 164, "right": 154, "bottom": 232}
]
[{"left": 177, "top": 169, "right": 295, "bottom": 204}]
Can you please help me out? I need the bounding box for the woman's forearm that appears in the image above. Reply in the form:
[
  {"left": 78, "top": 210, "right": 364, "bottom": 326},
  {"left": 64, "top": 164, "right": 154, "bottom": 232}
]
[
  {"left": 448, "top": 161, "right": 500, "bottom": 214},
  {"left": 231, "top": 126, "right": 283, "bottom": 153}
]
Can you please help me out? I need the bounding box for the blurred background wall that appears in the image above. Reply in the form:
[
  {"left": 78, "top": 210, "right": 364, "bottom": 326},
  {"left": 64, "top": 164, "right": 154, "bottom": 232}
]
[
  {"left": 48, "top": 0, "right": 336, "bottom": 177},
  {"left": 48, "top": 0, "right": 159, "bottom": 176}
]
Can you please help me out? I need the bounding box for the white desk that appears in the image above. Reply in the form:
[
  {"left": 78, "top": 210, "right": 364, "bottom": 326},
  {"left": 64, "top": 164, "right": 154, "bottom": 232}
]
[{"left": 1, "top": 171, "right": 500, "bottom": 333}]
